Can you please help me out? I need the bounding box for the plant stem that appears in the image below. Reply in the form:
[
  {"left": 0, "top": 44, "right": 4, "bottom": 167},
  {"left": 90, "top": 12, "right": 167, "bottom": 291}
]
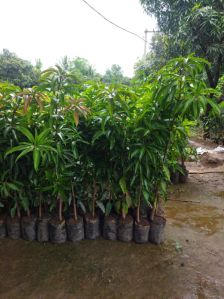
[
  {"left": 71, "top": 184, "right": 77, "bottom": 221},
  {"left": 92, "top": 181, "right": 97, "bottom": 218},
  {"left": 27, "top": 207, "right": 31, "bottom": 217},
  {"left": 39, "top": 196, "right": 42, "bottom": 219},
  {"left": 59, "top": 197, "right": 63, "bottom": 222},
  {"left": 181, "top": 156, "right": 185, "bottom": 167},
  {"left": 150, "top": 189, "right": 159, "bottom": 221},
  {"left": 150, "top": 206, "right": 156, "bottom": 221},
  {"left": 16, "top": 200, "right": 21, "bottom": 218},
  {"left": 136, "top": 183, "right": 142, "bottom": 223},
  {"left": 136, "top": 203, "right": 140, "bottom": 223},
  {"left": 121, "top": 208, "right": 126, "bottom": 220}
]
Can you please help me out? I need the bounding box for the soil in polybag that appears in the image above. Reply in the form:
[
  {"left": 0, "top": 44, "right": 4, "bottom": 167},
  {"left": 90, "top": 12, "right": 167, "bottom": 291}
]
[
  {"left": 7, "top": 217, "right": 21, "bottom": 239},
  {"left": 117, "top": 215, "right": 133, "bottom": 242},
  {"left": 85, "top": 214, "right": 100, "bottom": 240},
  {"left": 37, "top": 216, "right": 50, "bottom": 242},
  {"left": 134, "top": 219, "right": 150, "bottom": 243},
  {"left": 21, "top": 216, "right": 37, "bottom": 241},
  {"left": 49, "top": 218, "right": 67, "bottom": 244},
  {"left": 149, "top": 216, "right": 166, "bottom": 245},
  {"left": 66, "top": 216, "right": 84, "bottom": 242},
  {"left": 0, "top": 216, "right": 6, "bottom": 239},
  {"left": 103, "top": 215, "right": 117, "bottom": 240}
]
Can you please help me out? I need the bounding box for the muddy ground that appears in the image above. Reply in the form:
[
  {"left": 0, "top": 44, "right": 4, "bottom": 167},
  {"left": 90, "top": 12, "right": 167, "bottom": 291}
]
[{"left": 0, "top": 140, "right": 224, "bottom": 299}]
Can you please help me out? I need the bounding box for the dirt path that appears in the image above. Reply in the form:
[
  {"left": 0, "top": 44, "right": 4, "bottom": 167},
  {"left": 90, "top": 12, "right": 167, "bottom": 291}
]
[{"left": 0, "top": 141, "right": 224, "bottom": 299}]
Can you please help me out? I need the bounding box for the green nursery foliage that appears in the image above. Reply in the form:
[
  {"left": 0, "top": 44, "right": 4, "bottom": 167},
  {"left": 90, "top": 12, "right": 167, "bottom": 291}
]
[{"left": 0, "top": 55, "right": 219, "bottom": 221}]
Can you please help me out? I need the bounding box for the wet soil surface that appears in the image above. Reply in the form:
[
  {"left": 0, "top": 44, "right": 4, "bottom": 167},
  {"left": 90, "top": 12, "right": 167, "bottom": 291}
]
[{"left": 0, "top": 144, "right": 224, "bottom": 298}]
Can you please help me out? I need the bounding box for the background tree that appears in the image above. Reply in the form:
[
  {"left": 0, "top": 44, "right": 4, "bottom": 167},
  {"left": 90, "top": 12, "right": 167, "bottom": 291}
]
[
  {"left": 72, "top": 57, "right": 99, "bottom": 81},
  {"left": 134, "top": 33, "right": 189, "bottom": 81},
  {"left": 103, "top": 64, "right": 130, "bottom": 85},
  {"left": 140, "top": 0, "right": 224, "bottom": 91},
  {"left": 60, "top": 56, "right": 101, "bottom": 82},
  {"left": 0, "top": 49, "right": 41, "bottom": 88}
]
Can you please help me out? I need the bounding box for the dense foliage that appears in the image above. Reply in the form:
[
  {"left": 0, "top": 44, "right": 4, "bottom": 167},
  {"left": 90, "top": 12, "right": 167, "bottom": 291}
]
[
  {"left": 139, "top": 0, "right": 224, "bottom": 142},
  {"left": 0, "top": 56, "right": 218, "bottom": 223},
  {"left": 102, "top": 64, "right": 130, "bottom": 85},
  {"left": 203, "top": 75, "right": 224, "bottom": 143},
  {"left": 0, "top": 49, "right": 41, "bottom": 88},
  {"left": 139, "top": 0, "right": 224, "bottom": 89}
]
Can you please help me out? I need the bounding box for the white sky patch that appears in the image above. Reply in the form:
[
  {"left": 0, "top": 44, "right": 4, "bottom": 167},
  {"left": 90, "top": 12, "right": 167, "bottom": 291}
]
[{"left": 0, "top": 0, "right": 157, "bottom": 77}]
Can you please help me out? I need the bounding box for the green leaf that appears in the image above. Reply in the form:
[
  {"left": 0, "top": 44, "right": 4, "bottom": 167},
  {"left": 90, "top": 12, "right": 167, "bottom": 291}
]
[
  {"left": 92, "top": 131, "right": 105, "bottom": 144},
  {"left": 193, "top": 101, "right": 198, "bottom": 118},
  {"left": 6, "top": 183, "right": 20, "bottom": 191},
  {"left": 38, "top": 145, "right": 57, "bottom": 153},
  {"left": 207, "top": 99, "right": 220, "bottom": 115},
  {"left": 15, "top": 147, "right": 33, "bottom": 162},
  {"left": 114, "top": 201, "right": 121, "bottom": 214},
  {"left": 122, "top": 202, "right": 129, "bottom": 215},
  {"left": 131, "top": 149, "right": 140, "bottom": 159},
  {"left": 163, "top": 165, "right": 170, "bottom": 181},
  {"left": 20, "top": 197, "right": 29, "bottom": 211},
  {"left": 17, "top": 126, "right": 34, "bottom": 143},
  {"left": 78, "top": 200, "right": 86, "bottom": 214},
  {"left": 5, "top": 145, "right": 31, "bottom": 157},
  {"left": 126, "top": 193, "right": 132, "bottom": 207},
  {"left": 109, "top": 137, "right": 115, "bottom": 150},
  {"left": 143, "top": 190, "right": 150, "bottom": 202},
  {"left": 33, "top": 148, "right": 40, "bottom": 171},
  {"left": 96, "top": 201, "right": 105, "bottom": 214},
  {"left": 119, "top": 176, "right": 127, "bottom": 193},
  {"left": 10, "top": 206, "right": 17, "bottom": 218},
  {"left": 182, "top": 99, "right": 193, "bottom": 115},
  {"left": 105, "top": 202, "right": 112, "bottom": 216},
  {"left": 139, "top": 147, "right": 145, "bottom": 160},
  {"left": 160, "top": 180, "right": 167, "bottom": 194},
  {"left": 36, "top": 128, "right": 51, "bottom": 143}
]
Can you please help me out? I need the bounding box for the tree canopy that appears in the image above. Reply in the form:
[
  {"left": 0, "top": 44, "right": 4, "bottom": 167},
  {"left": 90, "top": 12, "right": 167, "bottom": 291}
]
[
  {"left": 140, "top": 0, "right": 224, "bottom": 89},
  {"left": 0, "top": 49, "right": 41, "bottom": 88},
  {"left": 103, "top": 64, "right": 130, "bottom": 85},
  {"left": 134, "top": 33, "right": 186, "bottom": 81}
]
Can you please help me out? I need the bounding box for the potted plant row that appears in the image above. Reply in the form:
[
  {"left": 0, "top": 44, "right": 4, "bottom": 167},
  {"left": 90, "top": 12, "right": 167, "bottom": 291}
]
[{"left": 0, "top": 55, "right": 219, "bottom": 246}]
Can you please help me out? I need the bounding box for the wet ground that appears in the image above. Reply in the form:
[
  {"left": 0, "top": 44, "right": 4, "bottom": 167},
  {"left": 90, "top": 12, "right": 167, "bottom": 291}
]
[{"left": 0, "top": 140, "right": 224, "bottom": 298}]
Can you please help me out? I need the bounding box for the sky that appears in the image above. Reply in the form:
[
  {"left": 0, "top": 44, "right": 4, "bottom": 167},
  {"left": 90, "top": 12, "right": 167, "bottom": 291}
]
[{"left": 0, "top": 0, "right": 157, "bottom": 77}]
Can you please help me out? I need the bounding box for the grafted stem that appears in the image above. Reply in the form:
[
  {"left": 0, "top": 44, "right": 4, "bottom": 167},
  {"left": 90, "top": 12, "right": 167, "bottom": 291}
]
[
  {"left": 136, "top": 182, "right": 142, "bottom": 223},
  {"left": 59, "top": 196, "right": 63, "bottom": 222},
  {"left": 71, "top": 184, "right": 77, "bottom": 221},
  {"left": 92, "top": 181, "right": 97, "bottom": 218},
  {"left": 16, "top": 200, "right": 21, "bottom": 218}
]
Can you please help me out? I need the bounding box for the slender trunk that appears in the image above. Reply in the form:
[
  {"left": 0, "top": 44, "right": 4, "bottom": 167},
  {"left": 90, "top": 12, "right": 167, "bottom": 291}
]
[
  {"left": 92, "top": 181, "right": 97, "bottom": 219},
  {"left": 38, "top": 193, "right": 43, "bottom": 218},
  {"left": 71, "top": 184, "right": 77, "bottom": 221},
  {"left": 136, "top": 183, "right": 142, "bottom": 223},
  {"left": 16, "top": 200, "right": 21, "bottom": 218},
  {"left": 73, "top": 200, "right": 77, "bottom": 221},
  {"left": 150, "top": 191, "right": 158, "bottom": 221},
  {"left": 136, "top": 203, "right": 140, "bottom": 223},
  {"left": 39, "top": 199, "right": 42, "bottom": 219},
  {"left": 59, "top": 197, "right": 63, "bottom": 222},
  {"left": 121, "top": 193, "right": 127, "bottom": 220},
  {"left": 27, "top": 207, "right": 31, "bottom": 217},
  {"left": 121, "top": 208, "right": 126, "bottom": 220},
  {"left": 150, "top": 207, "right": 156, "bottom": 221},
  {"left": 181, "top": 156, "right": 185, "bottom": 167}
]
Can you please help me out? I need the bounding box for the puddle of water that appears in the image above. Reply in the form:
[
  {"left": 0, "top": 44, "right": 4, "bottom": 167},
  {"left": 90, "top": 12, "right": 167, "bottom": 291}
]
[
  {"left": 215, "top": 191, "right": 224, "bottom": 199},
  {"left": 166, "top": 203, "right": 223, "bottom": 235}
]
